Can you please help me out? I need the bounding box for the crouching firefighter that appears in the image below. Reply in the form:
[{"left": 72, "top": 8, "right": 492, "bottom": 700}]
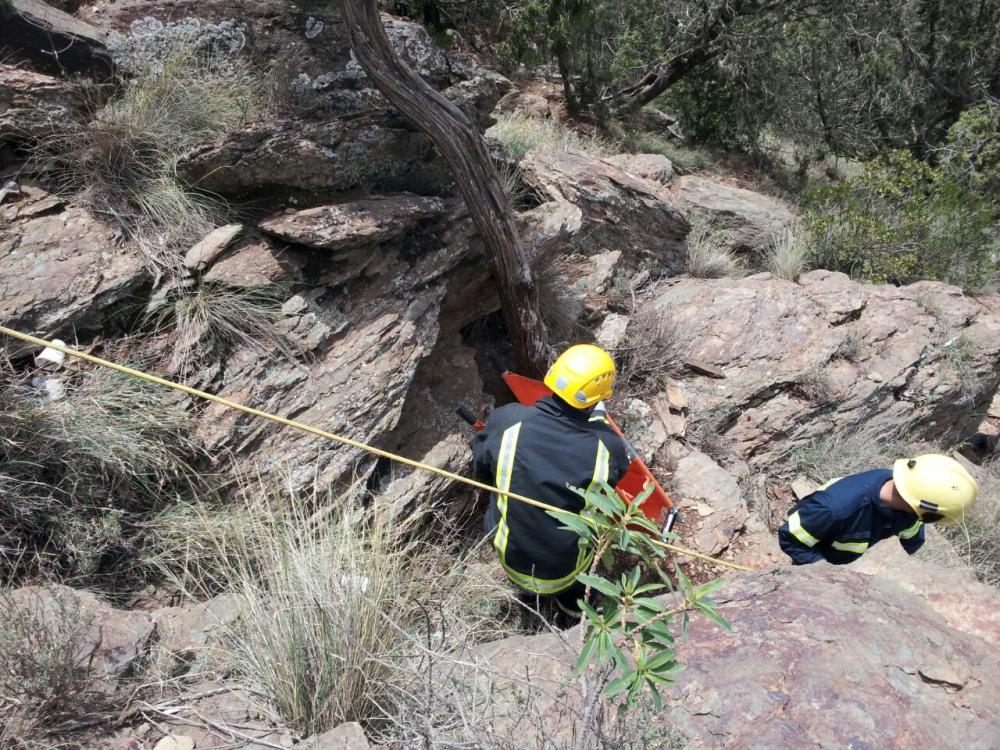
[
  {"left": 473, "top": 345, "right": 630, "bottom": 627},
  {"left": 779, "top": 454, "right": 978, "bottom": 565}
]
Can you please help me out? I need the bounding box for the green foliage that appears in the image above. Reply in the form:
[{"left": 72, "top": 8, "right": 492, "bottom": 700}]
[
  {"left": 940, "top": 101, "right": 1000, "bottom": 197},
  {"left": 618, "top": 130, "right": 711, "bottom": 175},
  {"left": 548, "top": 483, "right": 729, "bottom": 709},
  {"left": 803, "top": 149, "right": 997, "bottom": 291}
]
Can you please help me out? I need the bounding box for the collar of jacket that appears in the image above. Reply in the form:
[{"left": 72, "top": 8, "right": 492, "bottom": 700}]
[
  {"left": 534, "top": 394, "right": 594, "bottom": 423},
  {"left": 866, "top": 468, "right": 913, "bottom": 521}
]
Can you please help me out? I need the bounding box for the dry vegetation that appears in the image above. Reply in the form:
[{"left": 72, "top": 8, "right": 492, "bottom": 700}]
[
  {"left": 684, "top": 217, "right": 743, "bottom": 278},
  {"left": 939, "top": 460, "right": 1000, "bottom": 587},
  {"left": 487, "top": 113, "right": 611, "bottom": 162}
]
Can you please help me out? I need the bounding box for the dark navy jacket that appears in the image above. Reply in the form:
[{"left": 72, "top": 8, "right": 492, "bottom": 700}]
[
  {"left": 778, "top": 469, "right": 925, "bottom": 565},
  {"left": 473, "top": 396, "right": 630, "bottom": 594}
]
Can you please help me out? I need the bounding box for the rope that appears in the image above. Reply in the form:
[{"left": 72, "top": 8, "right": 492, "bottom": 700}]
[{"left": 0, "top": 326, "right": 755, "bottom": 572}]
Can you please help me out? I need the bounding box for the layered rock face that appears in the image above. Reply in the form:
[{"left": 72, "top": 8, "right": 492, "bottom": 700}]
[{"left": 477, "top": 564, "right": 1000, "bottom": 749}]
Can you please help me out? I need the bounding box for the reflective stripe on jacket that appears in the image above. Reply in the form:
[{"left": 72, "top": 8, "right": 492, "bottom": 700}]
[
  {"left": 473, "top": 395, "right": 630, "bottom": 594},
  {"left": 778, "top": 469, "right": 926, "bottom": 565}
]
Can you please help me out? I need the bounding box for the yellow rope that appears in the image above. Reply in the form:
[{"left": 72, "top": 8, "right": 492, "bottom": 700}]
[{"left": 0, "top": 326, "right": 755, "bottom": 572}]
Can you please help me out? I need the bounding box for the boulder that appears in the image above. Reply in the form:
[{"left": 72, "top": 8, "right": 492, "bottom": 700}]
[
  {"left": 477, "top": 565, "right": 1000, "bottom": 749},
  {"left": 259, "top": 195, "right": 447, "bottom": 253},
  {"left": 0, "top": 63, "right": 84, "bottom": 141},
  {"left": 183, "top": 223, "right": 243, "bottom": 271},
  {"left": 520, "top": 148, "right": 689, "bottom": 267},
  {"left": 494, "top": 90, "right": 551, "bottom": 120},
  {"left": 671, "top": 445, "right": 749, "bottom": 557},
  {"left": 374, "top": 433, "right": 472, "bottom": 521},
  {"left": 310, "top": 722, "right": 371, "bottom": 750},
  {"left": 8, "top": 585, "right": 154, "bottom": 686},
  {"left": 602, "top": 153, "right": 674, "bottom": 185},
  {"left": 0, "top": 0, "right": 109, "bottom": 75},
  {"left": 670, "top": 175, "right": 795, "bottom": 253},
  {"left": 642, "top": 271, "right": 1000, "bottom": 475},
  {"left": 203, "top": 240, "right": 306, "bottom": 288},
  {"left": 177, "top": 115, "right": 454, "bottom": 196},
  {"left": 0, "top": 203, "right": 148, "bottom": 336}
]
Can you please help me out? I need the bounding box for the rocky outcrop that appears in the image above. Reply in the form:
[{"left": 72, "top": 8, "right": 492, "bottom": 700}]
[
  {"left": 0, "top": 0, "right": 109, "bottom": 75},
  {"left": 520, "top": 149, "right": 689, "bottom": 267},
  {"left": 152, "top": 593, "right": 241, "bottom": 676},
  {"left": 0, "top": 200, "right": 148, "bottom": 335},
  {"left": 309, "top": 722, "right": 371, "bottom": 750},
  {"left": 477, "top": 565, "right": 1000, "bottom": 749},
  {"left": 670, "top": 175, "right": 795, "bottom": 253},
  {"left": 640, "top": 271, "right": 1000, "bottom": 474},
  {"left": 202, "top": 240, "right": 306, "bottom": 288},
  {"left": 0, "top": 63, "right": 83, "bottom": 141},
  {"left": 259, "top": 195, "right": 447, "bottom": 252}
]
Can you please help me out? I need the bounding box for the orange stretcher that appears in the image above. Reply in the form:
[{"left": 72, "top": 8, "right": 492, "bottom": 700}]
[{"left": 457, "top": 355, "right": 677, "bottom": 536}]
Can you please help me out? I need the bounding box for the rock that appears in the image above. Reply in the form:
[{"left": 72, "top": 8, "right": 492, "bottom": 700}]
[
  {"left": 9, "top": 585, "right": 154, "bottom": 686},
  {"left": 152, "top": 594, "right": 242, "bottom": 676},
  {"left": 310, "top": 722, "right": 371, "bottom": 750},
  {"left": 856, "top": 541, "right": 1000, "bottom": 648},
  {"left": 989, "top": 391, "right": 1000, "bottom": 419},
  {"left": 494, "top": 90, "right": 551, "bottom": 119},
  {"left": 0, "top": 63, "right": 83, "bottom": 141},
  {"left": 614, "top": 398, "right": 668, "bottom": 463},
  {"left": 1, "top": 0, "right": 109, "bottom": 75},
  {"left": 670, "top": 175, "right": 795, "bottom": 253},
  {"left": 259, "top": 195, "right": 447, "bottom": 253},
  {"left": 477, "top": 565, "right": 1000, "bottom": 749},
  {"left": 203, "top": 240, "right": 306, "bottom": 288},
  {"left": 595, "top": 313, "right": 629, "bottom": 350},
  {"left": 518, "top": 199, "right": 583, "bottom": 258},
  {"left": 374, "top": 434, "right": 472, "bottom": 520},
  {"left": 602, "top": 153, "right": 674, "bottom": 185},
  {"left": 671, "top": 446, "right": 748, "bottom": 556},
  {"left": 152, "top": 737, "right": 195, "bottom": 750},
  {"left": 178, "top": 115, "right": 453, "bottom": 196},
  {"left": 683, "top": 359, "right": 726, "bottom": 379},
  {"left": 519, "top": 149, "right": 689, "bottom": 266},
  {"left": 664, "top": 378, "right": 688, "bottom": 411},
  {"left": 791, "top": 477, "right": 818, "bottom": 500},
  {"left": 0, "top": 204, "right": 148, "bottom": 335},
  {"left": 183, "top": 223, "right": 243, "bottom": 271},
  {"left": 644, "top": 272, "right": 1000, "bottom": 472}
]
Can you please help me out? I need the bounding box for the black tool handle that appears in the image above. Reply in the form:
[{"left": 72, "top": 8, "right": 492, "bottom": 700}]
[
  {"left": 455, "top": 404, "right": 478, "bottom": 426},
  {"left": 487, "top": 351, "right": 508, "bottom": 374}
]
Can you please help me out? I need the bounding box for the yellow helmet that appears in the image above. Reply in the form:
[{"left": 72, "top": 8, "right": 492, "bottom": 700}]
[
  {"left": 892, "top": 453, "right": 978, "bottom": 525},
  {"left": 544, "top": 344, "right": 616, "bottom": 409}
]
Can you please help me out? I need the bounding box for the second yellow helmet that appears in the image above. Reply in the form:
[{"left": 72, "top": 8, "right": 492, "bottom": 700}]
[
  {"left": 544, "top": 344, "right": 616, "bottom": 409},
  {"left": 892, "top": 453, "right": 978, "bottom": 525}
]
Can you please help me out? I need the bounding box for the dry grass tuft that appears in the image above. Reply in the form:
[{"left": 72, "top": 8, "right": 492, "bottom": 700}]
[
  {"left": 487, "top": 113, "right": 611, "bottom": 162},
  {"left": 32, "top": 43, "right": 263, "bottom": 276},
  {"left": 685, "top": 217, "right": 743, "bottom": 279},
  {"left": 788, "top": 422, "right": 903, "bottom": 483},
  {"left": 613, "top": 304, "right": 692, "bottom": 399},
  {"left": 763, "top": 225, "right": 812, "bottom": 280}
]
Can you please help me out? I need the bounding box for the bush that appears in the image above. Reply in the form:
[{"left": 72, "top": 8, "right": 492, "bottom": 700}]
[
  {"left": 0, "top": 588, "right": 112, "bottom": 745},
  {"left": 34, "top": 34, "right": 263, "bottom": 275},
  {"left": 763, "top": 226, "right": 812, "bottom": 281},
  {"left": 939, "top": 101, "right": 1000, "bottom": 197},
  {"left": 804, "top": 150, "right": 997, "bottom": 292},
  {"left": 0, "top": 359, "right": 201, "bottom": 586},
  {"left": 613, "top": 303, "right": 691, "bottom": 399},
  {"left": 685, "top": 217, "right": 742, "bottom": 278}
]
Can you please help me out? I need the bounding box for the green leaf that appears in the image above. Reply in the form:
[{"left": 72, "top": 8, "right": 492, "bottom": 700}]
[
  {"left": 634, "top": 596, "right": 665, "bottom": 613},
  {"left": 675, "top": 564, "right": 693, "bottom": 596},
  {"left": 645, "top": 650, "right": 680, "bottom": 672},
  {"left": 607, "top": 638, "right": 629, "bottom": 671},
  {"left": 603, "top": 674, "right": 632, "bottom": 698},
  {"left": 578, "top": 573, "right": 621, "bottom": 599},
  {"left": 634, "top": 582, "right": 668, "bottom": 595},
  {"left": 546, "top": 509, "right": 594, "bottom": 539},
  {"left": 580, "top": 600, "right": 605, "bottom": 624},
  {"left": 646, "top": 681, "right": 663, "bottom": 709},
  {"left": 693, "top": 577, "right": 728, "bottom": 598},
  {"left": 576, "top": 634, "right": 598, "bottom": 673},
  {"left": 601, "top": 548, "right": 615, "bottom": 570},
  {"left": 695, "top": 601, "right": 732, "bottom": 632}
]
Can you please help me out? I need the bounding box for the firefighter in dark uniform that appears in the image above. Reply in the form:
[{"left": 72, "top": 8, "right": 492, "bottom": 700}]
[
  {"left": 473, "top": 344, "right": 630, "bottom": 625},
  {"left": 779, "top": 454, "right": 978, "bottom": 565}
]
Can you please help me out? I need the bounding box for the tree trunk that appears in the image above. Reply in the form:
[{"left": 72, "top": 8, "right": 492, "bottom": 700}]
[{"left": 342, "top": 0, "right": 551, "bottom": 377}]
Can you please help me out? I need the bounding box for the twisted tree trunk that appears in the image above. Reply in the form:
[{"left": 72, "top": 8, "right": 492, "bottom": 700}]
[{"left": 342, "top": 0, "right": 551, "bottom": 376}]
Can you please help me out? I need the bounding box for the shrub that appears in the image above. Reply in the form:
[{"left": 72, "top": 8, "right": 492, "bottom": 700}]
[
  {"left": 487, "top": 113, "right": 611, "bottom": 162},
  {"left": 939, "top": 101, "right": 1000, "bottom": 197},
  {"left": 685, "top": 217, "right": 742, "bottom": 278},
  {"left": 0, "top": 588, "right": 112, "bottom": 745},
  {"left": 0, "top": 359, "right": 201, "bottom": 586},
  {"left": 763, "top": 226, "right": 812, "bottom": 280},
  {"left": 804, "top": 150, "right": 997, "bottom": 292},
  {"left": 789, "top": 422, "right": 902, "bottom": 483},
  {"left": 34, "top": 35, "right": 263, "bottom": 275},
  {"left": 938, "top": 333, "right": 986, "bottom": 405},
  {"left": 613, "top": 303, "right": 691, "bottom": 398}
]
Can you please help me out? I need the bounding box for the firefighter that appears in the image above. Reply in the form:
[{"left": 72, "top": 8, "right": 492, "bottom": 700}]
[
  {"left": 473, "top": 344, "right": 631, "bottom": 626},
  {"left": 779, "top": 453, "right": 978, "bottom": 565}
]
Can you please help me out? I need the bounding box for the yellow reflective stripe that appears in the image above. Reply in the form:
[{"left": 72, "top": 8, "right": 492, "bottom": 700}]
[
  {"left": 586, "top": 440, "right": 610, "bottom": 491},
  {"left": 831, "top": 540, "right": 869, "bottom": 555},
  {"left": 501, "top": 555, "right": 592, "bottom": 595},
  {"left": 787, "top": 511, "right": 820, "bottom": 547},
  {"left": 589, "top": 413, "right": 608, "bottom": 424},
  {"left": 898, "top": 520, "right": 923, "bottom": 540},
  {"left": 491, "top": 422, "right": 522, "bottom": 563}
]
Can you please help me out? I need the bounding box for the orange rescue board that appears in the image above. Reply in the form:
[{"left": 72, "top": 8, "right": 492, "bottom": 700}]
[{"left": 498, "top": 370, "right": 674, "bottom": 527}]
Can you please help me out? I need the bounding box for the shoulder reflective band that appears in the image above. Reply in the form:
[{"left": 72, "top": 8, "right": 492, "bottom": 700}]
[
  {"left": 898, "top": 520, "right": 923, "bottom": 540},
  {"left": 787, "top": 511, "right": 820, "bottom": 547},
  {"left": 491, "top": 422, "right": 523, "bottom": 563},
  {"left": 831, "top": 540, "right": 869, "bottom": 554}
]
